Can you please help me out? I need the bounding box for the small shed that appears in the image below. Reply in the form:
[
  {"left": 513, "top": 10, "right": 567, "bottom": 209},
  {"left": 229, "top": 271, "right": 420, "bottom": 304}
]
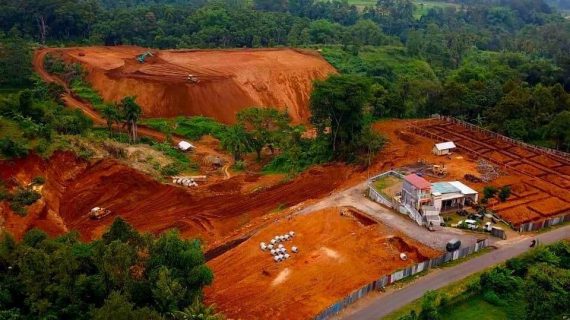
[
  {"left": 178, "top": 141, "right": 195, "bottom": 152},
  {"left": 432, "top": 141, "right": 456, "bottom": 156}
]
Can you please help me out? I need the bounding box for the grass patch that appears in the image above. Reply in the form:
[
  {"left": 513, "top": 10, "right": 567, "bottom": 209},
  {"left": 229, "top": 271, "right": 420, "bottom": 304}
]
[
  {"left": 70, "top": 80, "right": 107, "bottom": 112},
  {"left": 141, "top": 116, "right": 226, "bottom": 140},
  {"left": 440, "top": 295, "right": 508, "bottom": 320},
  {"left": 372, "top": 174, "right": 402, "bottom": 199}
]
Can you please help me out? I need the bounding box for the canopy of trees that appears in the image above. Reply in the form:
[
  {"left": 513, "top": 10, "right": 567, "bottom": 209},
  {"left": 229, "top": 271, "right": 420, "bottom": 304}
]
[{"left": 0, "top": 218, "right": 214, "bottom": 319}]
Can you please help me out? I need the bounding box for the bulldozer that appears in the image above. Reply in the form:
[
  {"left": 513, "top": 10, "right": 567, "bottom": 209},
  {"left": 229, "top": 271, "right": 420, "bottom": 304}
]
[
  {"left": 429, "top": 163, "right": 447, "bottom": 177},
  {"left": 136, "top": 51, "right": 153, "bottom": 63}
]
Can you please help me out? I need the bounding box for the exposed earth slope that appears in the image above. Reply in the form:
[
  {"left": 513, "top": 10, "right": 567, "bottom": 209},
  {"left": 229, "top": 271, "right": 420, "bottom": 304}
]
[{"left": 49, "top": 46, "right": 336, "bottom": 123}]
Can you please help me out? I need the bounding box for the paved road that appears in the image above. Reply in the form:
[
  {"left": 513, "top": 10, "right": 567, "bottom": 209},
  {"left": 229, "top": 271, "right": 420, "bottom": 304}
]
[
  {"left": 342, "top": 224, "right": 570, "bottom": 320},
  {"left": 296, "top": 182, "right": 479, "bottom": 250}
]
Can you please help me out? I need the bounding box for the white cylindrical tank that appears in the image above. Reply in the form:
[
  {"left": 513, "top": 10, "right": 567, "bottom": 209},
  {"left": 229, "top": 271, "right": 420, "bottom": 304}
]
[
  {"left": 277, "top": 254, "right": 284, "bottom": 261},
  {"left": 292, "top": 246, "right": 299, "bottom": 253},
  {"left": 267, "top": 244, "right": 274, "bottom": 250},
  {"left": 289, "top": 231, "right": 295, "bottom": 237},
  {"left": 284, "top": 253, "right": 290, "bottom": 259},
  {"left": 278, "top": 244, "right": 284, "bottom": 249},
  {"left": 284, "top": 235, "right": 291, "bottom": 241},
  {"left": 274, "top": 256, "right": 280, "bottom": 262},
  {"left": 270, "top": 239, "right": 276, "bottom": 245},
  {"left": 270, "top": 249, "right": 276, "bottom": 256},
  {"left": 260, "top": 243, "right": 267, "bottom": 251}
]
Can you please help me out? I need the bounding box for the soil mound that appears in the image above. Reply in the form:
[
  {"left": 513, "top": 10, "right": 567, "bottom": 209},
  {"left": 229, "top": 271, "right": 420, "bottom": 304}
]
[{"left": 60, "top": 46, "right": 336, "bottom": 123}]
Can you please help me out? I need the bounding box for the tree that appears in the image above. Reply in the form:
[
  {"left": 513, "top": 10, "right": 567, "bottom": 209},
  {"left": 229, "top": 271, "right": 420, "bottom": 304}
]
[
  {"left": 418, "top": 290, "right": 441, "bottom": 320},
  {"left": 101, "top": 104, "right": 120, "bottom": 137},
  {"left": 172, "top": 298, "right": 224, "bottom": 320},
  {"left": 545, "top": 110, "right": 570, "bottom": 151},
  {"left": 310, "top": 75, "right": 371, "bottom": 158},
  {"left": 482, "top": 185, "right": 498, "bottom": 202},
  {"left": 498, "top": 186, "right": 511, "bottom": 202},
  {"left": 118, "top": 96, "right": 142, "bottom": 143},
  {"left": 220, "top": 124, "right": 252, "bottom": 161},
  {"left": 237, "top": 107, "right": 290, "bottom": 160}
]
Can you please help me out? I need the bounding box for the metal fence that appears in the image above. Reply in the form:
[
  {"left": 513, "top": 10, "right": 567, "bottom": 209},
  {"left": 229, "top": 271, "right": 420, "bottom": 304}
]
[
  {"left": 314, "top": 239, "right": 489, "bottom": 320},
  {"left": 517, "top": 213, "right": 570, "bottom": 232}
]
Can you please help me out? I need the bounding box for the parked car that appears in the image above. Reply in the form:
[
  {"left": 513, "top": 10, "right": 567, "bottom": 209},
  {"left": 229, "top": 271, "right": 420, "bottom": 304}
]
[{"left": 446, "top": 239, "right": 461, "bottom": 252}]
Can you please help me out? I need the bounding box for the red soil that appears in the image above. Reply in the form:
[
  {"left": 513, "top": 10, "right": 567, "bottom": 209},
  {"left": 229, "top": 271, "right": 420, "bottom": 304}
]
[
  {"left": 57, "top": 46, "right": 336, "bottom": 124},
  {"left": 528, "top": 197, "right": 570, "bottom": 216},
  {"left": 205, "top": 208, "right": 440, "bottom": 320},
  {"left": 0, "top": 152, "right": 356, "bottom": 245},
  {"left": 410, "top": 118, "right": 570, "bottom": 227}
]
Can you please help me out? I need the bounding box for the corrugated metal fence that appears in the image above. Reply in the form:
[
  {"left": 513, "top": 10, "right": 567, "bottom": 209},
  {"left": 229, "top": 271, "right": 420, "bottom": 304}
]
[
  {"left": 314, "top": 239, "right": 489, "bottom": 320},
  {"left": 518, "top": 213, "right": 570, "bottom": 232}
]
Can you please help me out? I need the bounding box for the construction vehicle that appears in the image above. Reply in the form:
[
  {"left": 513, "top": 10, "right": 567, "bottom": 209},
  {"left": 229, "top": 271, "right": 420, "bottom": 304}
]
[
  {"left": 187, "top": 74, "right": 199, "bottom": 84},
  {"left": 426, "top": 163, "right": 447, "bottom": 177},
  {"left": 89, "top": 207, "right": 111, "bottom": 220},
  {"left": 137, "top": 51, "right": 153, "bottom": 63}
]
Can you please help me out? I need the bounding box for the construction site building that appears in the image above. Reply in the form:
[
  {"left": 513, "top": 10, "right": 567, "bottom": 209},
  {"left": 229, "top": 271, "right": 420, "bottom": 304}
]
[{"left": 432, "top": 141, "right": 456, "bottom": 156}]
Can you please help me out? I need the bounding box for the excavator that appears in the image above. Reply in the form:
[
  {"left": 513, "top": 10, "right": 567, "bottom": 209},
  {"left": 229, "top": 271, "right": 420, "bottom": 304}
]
[{"left": 137, "top": 51, "right": 153, "bottom": 63}]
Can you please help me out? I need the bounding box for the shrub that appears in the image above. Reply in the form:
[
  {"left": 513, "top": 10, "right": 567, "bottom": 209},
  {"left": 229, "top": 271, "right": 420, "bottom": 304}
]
[
  {"left": 0, "top": 138, "right": 28, "bottom": 158},
  {"left": 498, "top": 186, "right": 511, "bottom": 202},
  {"left": 160, "top": 162, "right": 187, "bottom": 177},
  {"left": 31, "top": 176, "right": 45, "bottom": 185},
  {"left": 12, "top": 188, "right": 41, "bottom": 206}
]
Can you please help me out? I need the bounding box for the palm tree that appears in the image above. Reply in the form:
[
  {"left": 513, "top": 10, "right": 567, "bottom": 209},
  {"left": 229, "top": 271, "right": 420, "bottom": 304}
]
[
  {"left": 101, "top": 104, "right": 120, "bottom": 137},
  {"left": 118, "top": 96, "right": 142, "bottom": 143},
  {"left": 170, "top": 299, "right": 224, "bottom": 320},
  {"left": 220, "top": 124, "right": 251, "bottom": 161}
]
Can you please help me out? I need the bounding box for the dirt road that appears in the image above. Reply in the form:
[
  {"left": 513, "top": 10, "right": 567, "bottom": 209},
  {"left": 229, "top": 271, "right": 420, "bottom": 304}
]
[
  {"left": 33, "top": 48, "right": 232, "bottom": 169},
  {"left": 296, "top": 182, "right": 480, "bottom": 250},
  {"left": 341, "top": 224, "right": 570, "bottom": 320}
]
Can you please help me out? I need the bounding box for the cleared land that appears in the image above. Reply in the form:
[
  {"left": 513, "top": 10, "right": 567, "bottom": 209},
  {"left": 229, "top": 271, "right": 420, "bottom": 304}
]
[
  {"left": 53, "top": 46, "right": 336, "bottom": 123},
  {"left": 205, "top": 207, "right": 440, "bottom": 320},
  {"left": 408, "top": 118, "right": 570, "bottom": 227}
]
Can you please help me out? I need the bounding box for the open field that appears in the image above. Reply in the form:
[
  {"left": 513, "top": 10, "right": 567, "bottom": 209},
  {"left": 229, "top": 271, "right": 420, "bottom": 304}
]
[
  {"left": 50, "top": 46, "right": 336, "bottom": 124},
  {"left": 408, "top": 118, "right": 570, "bottom": 227},
  {"left": 204, "top": 207, "right": 440, "bottom": 320}
]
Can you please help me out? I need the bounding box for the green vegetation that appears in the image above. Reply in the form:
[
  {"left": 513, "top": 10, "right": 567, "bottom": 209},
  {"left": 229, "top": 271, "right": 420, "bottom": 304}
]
[
  {"left": 372, "top": 174, "right": 402, "bottom": 198},
  {"left": 0, "top": 218, "right": 218, "bottom": 319},
  {"left": 397, "top": 241, "right": 570, "bottom": 320},
  {"left": 141, "top": 116, "right": 226, "bottom": 140}
]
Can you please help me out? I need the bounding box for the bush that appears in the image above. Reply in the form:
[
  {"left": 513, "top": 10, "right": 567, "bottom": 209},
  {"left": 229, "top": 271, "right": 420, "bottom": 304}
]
[
  {"left": 31, "top": 176, "right": 45, "bottom": 185},
  {"left": 160, "top": 162, "right": 187, "bottom": 177},
  {"left": 12, "top": 188, "right": 41, "bottom": 206},
  {"left": 0, "top": 138, "right": 28, "bottom": 158}
]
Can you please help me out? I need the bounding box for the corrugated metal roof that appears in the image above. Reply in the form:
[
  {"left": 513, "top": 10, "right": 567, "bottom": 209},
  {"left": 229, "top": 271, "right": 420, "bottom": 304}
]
[
  {"left": 449, "top": 181, "right": 478, "bottom": 195},
  {"left": 431, "top": 182, "right": 461, "bottom": 194},
  {"left": 404, "top": 174, "right": 431, "bottom": 189},
  {"left": 435, "top": 141, "right": 456, "bottom": 150}
]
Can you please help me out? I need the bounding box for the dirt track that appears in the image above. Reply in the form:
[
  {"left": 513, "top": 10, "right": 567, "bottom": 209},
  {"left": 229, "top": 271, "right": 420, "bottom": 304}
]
[
  {"left": 47, "top": 46, "right": 336, "bottom": 123},
  {"left": 205, "top": 208, "right": 440, "bottom": 320}
]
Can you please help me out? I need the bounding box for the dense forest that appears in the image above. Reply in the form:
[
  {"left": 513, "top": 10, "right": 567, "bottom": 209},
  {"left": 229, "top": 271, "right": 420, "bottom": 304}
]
[
  {"left": 1, "top": 0, "right": 569, "bottom": 150},
  {"left": 0, "top": 219, "right": 218, "bottom": 319}
]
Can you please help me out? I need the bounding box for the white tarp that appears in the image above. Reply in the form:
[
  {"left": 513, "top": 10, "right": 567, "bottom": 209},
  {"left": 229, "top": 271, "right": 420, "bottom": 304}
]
[
  {"left": 434, "top": 141, "right": 456, "bottom": 151},
  {"left": 178, "top": 141, "right": 194, "bottom": 151}
]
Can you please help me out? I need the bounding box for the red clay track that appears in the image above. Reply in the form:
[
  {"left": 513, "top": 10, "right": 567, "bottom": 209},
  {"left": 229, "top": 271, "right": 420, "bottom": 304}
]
[{"left": 408, "top": 118, "right": 570, "bottom": 226}]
